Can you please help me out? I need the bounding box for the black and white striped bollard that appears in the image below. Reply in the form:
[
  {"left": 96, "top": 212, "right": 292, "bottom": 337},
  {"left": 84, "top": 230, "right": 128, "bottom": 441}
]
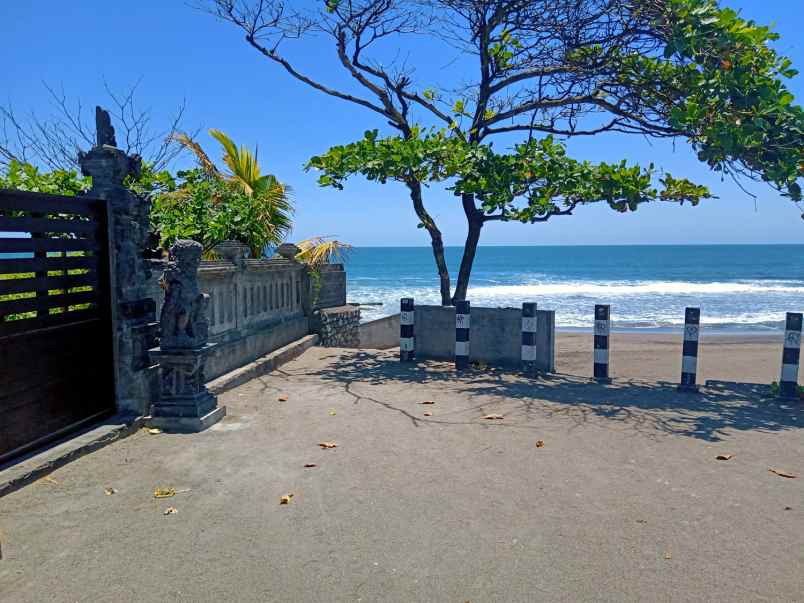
[
  {"left": 594, "top": 304, "right": 611, "bottom": 383},
  {"left": 522, "top": 302, "right": 538, "bottom": 374},
  {"left": 400, "top": 298, "right": 415, "bottom": 362},
  {"left": 679, "top": 307, "right": 700, "bottom": 391},
  {"left": 779, "top": 312, "right": 802, "bottom": 399},
  {"left": 455, "top": 300, "right": 470, "bottom": 370}
]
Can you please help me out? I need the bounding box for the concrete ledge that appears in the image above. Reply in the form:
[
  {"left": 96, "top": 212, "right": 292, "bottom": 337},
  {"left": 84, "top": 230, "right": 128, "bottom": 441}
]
[
  {"left": 208, "top": 334, "right": 319, "bottom": 395},
  {"left": 359, "top": 313, "right": 400, "bottom": 349},
  {"left": 0, "top": 413, "right": 144, "bottom": 499}
]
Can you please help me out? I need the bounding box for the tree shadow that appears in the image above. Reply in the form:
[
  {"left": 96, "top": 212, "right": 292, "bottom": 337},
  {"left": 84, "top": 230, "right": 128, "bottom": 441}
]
[{"left": 293, "top": 349, "right": 803, "bottom": 442}]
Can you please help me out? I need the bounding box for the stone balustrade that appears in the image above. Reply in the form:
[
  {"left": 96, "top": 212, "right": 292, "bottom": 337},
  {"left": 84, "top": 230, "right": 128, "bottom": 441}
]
[
  {"left": 197, "top": 257, "right": 311, "bottom": 380},
  {"left": 201, "top": 258, "right": 309, "bottom": 338},
  {"left": 145, "top": 246, "right": 353, "bottom": 382}
]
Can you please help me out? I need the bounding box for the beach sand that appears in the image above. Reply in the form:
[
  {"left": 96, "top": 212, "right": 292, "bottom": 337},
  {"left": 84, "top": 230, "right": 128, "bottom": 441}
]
[{"left": 556, "top": 332, "right": 791, "bottom": 385}]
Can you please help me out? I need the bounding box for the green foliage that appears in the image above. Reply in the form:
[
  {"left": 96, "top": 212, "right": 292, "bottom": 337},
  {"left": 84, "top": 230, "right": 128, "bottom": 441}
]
[
  {"left": 148, "top": 130, "right": 294, "bottom": 257},
  {"left": 0, "top": 160, "right": 90, "bottom": 195},
  {"left": 611, "top": 0, "right": 804, "bottom": 200},
  {"left": 307, "top": 129, "right": 712, "bottom": 222},
  {"left": 149, "top": 167, "right": 290, "bottom": 257}
]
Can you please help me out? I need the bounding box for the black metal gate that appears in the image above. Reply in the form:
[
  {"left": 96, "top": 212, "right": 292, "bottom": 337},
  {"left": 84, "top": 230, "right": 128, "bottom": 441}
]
[{"left": 0, "top": 189, "right": 115, "bottom": 463}]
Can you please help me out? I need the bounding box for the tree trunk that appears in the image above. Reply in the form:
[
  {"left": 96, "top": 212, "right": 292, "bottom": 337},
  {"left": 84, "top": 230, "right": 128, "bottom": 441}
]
[
  {"left": 452, "top": 193, "right": 484, "bottom": 303},
  {"left": 406, "top": 179, "right": 452, "bottom": 305}
]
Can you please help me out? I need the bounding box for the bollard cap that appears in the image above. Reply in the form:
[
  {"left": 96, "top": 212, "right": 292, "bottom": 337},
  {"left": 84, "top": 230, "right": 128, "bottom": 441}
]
[
  {"left": 595, "top": 305, "right": 610, "bottom": 320},
  {"left": 785, "top": 312, "right": 803, "bottom": 332},
  {"left": 685, "top": 307, "right": 701, "bottom": 324}
]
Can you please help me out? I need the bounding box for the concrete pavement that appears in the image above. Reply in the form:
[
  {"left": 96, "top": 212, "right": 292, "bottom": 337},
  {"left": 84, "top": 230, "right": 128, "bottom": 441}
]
[{"left": 1, "top": 347, "right": 802, "bottom": 602}]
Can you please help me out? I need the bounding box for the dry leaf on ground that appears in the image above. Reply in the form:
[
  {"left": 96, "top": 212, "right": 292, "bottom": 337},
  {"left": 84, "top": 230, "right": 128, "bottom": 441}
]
[
  {"left": 423, "top": 411, "right": 432, "bottom": 417},
  {"left": 163, "top": 506, "right": 178, "bottom": 515},
  {"left": 146, "top": 428, "right": 162, "bottom": 435},
  {"left": 277, "top": 395, "right": 289, "bottom": 402},
  {"left": 769, "top": 468, "right": 797, "bottom": 479},
  {"left": 104, "top": 487, "right": 117, "bottom": 496},
  {"left": 280, "top": 493, "right": 294, "bottom": 505},
  {"left": 154, "top": 487, "right": 176, "bottom": 498},
  {"left": 716, "top": 454, "right": 734, "bottom": 461},
  {"left": 304, "top": 464, "right": 318, "bottom": 468},
  {"left": 418, "top": 400, "right": 435, "bottom": 405},
  {"left": 481, "top": 414, "right": 504, "bottom": 420},
  {"left": 536, "top": 440, "right": 545, "bottom": 448},
  {"left": 328, "top": 409, "right": 337, "bottom": 416},
  {"left": 319, "top": 442, "right": 337, "bottom": 449}
]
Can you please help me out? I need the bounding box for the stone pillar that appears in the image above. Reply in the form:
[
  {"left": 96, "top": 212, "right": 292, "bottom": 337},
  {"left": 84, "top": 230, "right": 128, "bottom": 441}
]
[
  {"left": 148, "top": 240, "right": 226, "bottom": 432},
  {"left": 78, "top": 106, "right": 159, "bottom": 416}
]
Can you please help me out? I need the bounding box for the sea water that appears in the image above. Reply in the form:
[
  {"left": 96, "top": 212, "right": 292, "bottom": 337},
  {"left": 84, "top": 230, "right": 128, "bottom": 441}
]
[{"left": 344, "top": 245, "right": 804, "bottom": 332}]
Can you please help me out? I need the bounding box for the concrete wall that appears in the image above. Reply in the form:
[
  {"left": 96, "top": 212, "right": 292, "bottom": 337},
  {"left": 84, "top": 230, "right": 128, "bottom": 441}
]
[
  {"left": 359, "top": 313, "right": 401, "bottom": 349},
  {"left": 204, "top": 315, "right": 309, "bottom": 380},
  {"left": 414, "top": 305, "right": 555, "bottom": 371},
  {"left": 316, "top": 264, "right": 347, "bottom": 310}
]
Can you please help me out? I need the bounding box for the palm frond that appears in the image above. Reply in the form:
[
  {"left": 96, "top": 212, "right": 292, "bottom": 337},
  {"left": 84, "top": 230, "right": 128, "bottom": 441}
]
[
  {"left": 171, "top": 132, "right": 220, "bottom": 177},
  {"left": 209, "top": 128, "right": 262, "bottom": 196},
  {"left": 295, "top": 236, "right": 352, "bottom": 267}
]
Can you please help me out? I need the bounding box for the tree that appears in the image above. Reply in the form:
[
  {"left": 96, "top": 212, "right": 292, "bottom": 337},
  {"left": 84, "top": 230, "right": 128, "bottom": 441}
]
[
  {"left": 0, "top": 81, "right": 188, "bottom": 173},
  {"left": 143, "top": 129, "right": 294, "bottom": 257},
  {"left": 211, "top": 0, "right": 804, "bottom": 304},
  {"left": 209, "top": 0, "right": 803, "bottom": 305}
]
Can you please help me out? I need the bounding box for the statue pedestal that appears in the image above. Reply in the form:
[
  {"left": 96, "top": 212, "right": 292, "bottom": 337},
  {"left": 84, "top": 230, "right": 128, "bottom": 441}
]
[{"left": 148, "top": 343, "right": 226, "bottom": 432}]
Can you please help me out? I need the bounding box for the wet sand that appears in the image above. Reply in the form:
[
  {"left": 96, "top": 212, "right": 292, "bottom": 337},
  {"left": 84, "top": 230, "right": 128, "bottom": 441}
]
[{"left": 556, "top": 332, "right": 790, "bottom": 385}]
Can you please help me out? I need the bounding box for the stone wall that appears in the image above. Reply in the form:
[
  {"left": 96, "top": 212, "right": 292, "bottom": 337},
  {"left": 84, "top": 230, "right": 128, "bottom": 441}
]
[
  {"left": 316, "top": 264, "right": 347, "bottom": 310},
  {"left": 78, "top": 123, "right": 159, "bottom": 416},
  {"left": 318, "top": 304, "right": 360, "bottom": 348}
]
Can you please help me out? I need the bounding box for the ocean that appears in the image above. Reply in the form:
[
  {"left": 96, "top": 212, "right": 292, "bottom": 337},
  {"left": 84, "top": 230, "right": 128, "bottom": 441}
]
[{"left": 343, "top": 244, "right": 804, "bottom": 332}]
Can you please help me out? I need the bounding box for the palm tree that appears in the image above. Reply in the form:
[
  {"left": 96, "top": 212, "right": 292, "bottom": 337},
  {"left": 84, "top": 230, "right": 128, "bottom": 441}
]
[{"left": 173, "top": 129, "right": 293, "bottom": 257}]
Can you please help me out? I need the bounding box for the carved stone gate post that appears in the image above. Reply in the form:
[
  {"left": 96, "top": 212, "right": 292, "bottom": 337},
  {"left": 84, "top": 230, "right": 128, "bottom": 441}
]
[
  {"left": 148, "top": 240, "right": 225, "bottom": 431},
  {"left": 79, "top": 107, "right": 159, "bottom": 416}
]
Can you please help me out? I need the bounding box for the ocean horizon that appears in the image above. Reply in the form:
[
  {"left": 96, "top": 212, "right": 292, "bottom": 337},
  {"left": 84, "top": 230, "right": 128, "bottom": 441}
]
[{"left": 343, "top": 244, "right": 804, "bottom": 332}]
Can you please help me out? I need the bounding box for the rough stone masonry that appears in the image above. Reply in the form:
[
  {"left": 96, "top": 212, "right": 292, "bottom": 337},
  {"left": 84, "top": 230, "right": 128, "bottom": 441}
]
[{"left": 318, "top": 304, "right": 360, "bottom": 348}]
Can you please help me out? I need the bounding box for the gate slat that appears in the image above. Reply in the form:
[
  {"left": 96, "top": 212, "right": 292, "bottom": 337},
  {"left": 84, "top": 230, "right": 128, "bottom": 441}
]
[
  {"left": 0, "top": 216, "right": 99, "bottom": 235},
  {"left": 0, "top": 189, "right": 100, "bottom": 216},
  {"left": 0, "top": 273, "right": 98, "bottom": 295},
  {"left": 0, "top": 290, "right": 98, "bottom": 314},
  {"left": 0, "top": 309, "right": 100, "bottom": 337},
  {"left": 0, "top": 256, "right": 99, "bottom": 274},
  {"left": 0, "top": 238, "right": 100, "bottom": 253}
]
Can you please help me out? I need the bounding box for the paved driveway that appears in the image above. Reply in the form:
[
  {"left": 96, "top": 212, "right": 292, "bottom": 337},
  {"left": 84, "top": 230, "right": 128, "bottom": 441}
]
[{"left": 1, "top": 347, "right": 802, "bottom": 602}]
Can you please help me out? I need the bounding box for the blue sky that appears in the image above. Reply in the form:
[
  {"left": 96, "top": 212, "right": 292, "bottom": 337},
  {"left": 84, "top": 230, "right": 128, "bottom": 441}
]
[{"left": 2, "top": 1, "right": 803, "bottom": 246}]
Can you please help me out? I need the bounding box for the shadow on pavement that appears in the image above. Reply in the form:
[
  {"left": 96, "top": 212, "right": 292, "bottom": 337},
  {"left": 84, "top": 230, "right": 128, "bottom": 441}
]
[{"left": 297, "top": 349, "right": 803, "bottom": 442}]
